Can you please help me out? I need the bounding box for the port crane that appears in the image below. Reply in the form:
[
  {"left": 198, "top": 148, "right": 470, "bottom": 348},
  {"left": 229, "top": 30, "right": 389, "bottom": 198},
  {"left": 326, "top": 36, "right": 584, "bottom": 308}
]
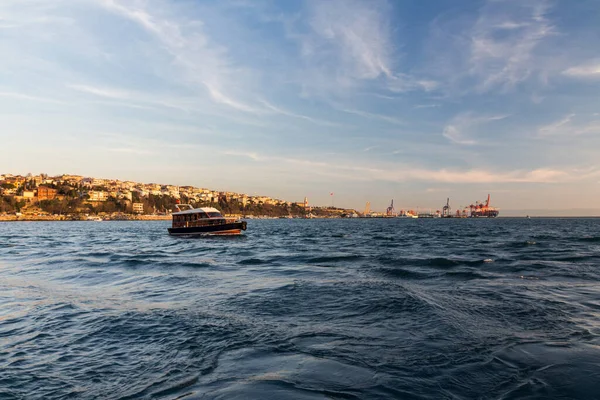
[
  {"left": 386, "top": 199, "right": 396, "bottom": 216},
  {"left": 470, "top": 194, "right": 499, "bottom": 217},
  {"left": 442, "top": 198, "right": 451, "bottom": 217}
]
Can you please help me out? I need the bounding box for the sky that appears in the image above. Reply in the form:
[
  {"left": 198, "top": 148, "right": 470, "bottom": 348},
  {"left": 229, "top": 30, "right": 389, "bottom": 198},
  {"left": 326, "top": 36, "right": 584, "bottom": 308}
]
[{"left": 1, "top": 0, "right": 599, "bottom": 213}]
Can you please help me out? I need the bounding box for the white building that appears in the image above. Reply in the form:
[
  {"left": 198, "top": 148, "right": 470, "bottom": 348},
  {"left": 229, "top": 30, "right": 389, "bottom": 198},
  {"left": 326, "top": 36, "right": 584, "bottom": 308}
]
[
  {"left": 132, "top": 203, "right": 144, "bottom": 214},
  {"left": 88, "top": 191, "right": 108, "bottom": 202}
]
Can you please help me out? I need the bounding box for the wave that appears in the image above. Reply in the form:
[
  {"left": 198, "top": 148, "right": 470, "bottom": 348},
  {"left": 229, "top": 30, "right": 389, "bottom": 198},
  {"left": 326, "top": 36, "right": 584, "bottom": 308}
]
[
  {"left": 2, "top": 218, "right": 600, "bottom": 399},
  {"left": 375, "top": 267, "right": 432, "bottom": 280},
  {"left": 578, "top": 236, "right": 600, "bottom": 243}
]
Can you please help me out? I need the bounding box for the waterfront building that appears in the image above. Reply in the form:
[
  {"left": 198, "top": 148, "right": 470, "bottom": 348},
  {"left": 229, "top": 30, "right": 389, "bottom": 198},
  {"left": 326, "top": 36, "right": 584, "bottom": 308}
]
[
  {"left": 37, "top": 186, "right": 57, "bottom": 201},
  {"left": 88, "top": 191, "right": 108, "bottom": 202},
  {"left": 132, "top": 203, "right": 144, "bottom": 214}
]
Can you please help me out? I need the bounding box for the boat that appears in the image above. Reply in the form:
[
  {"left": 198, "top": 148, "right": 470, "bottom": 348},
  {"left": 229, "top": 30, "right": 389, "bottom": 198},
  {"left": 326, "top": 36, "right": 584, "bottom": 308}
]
[
  {"left": 398, "top": 210, "right": 418, "bottom": 218},
  {"left": 168, "top": 205, "right": 247, "bottom": 236},
  {"left": 469, "top": 194, "right": 499, "bottom": 218}
]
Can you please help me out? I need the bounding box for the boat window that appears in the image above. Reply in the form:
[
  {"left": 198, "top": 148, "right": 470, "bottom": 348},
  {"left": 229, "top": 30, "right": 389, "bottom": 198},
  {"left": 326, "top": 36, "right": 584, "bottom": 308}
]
[{"left": 206, "top": 212, "right": 223, "bottom": 218}]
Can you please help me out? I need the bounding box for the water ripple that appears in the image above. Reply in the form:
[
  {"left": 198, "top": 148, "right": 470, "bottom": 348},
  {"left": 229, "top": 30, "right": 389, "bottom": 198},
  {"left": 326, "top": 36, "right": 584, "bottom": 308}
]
[{"left": 1, "top": 218, "right": 599, "bottom": 399}]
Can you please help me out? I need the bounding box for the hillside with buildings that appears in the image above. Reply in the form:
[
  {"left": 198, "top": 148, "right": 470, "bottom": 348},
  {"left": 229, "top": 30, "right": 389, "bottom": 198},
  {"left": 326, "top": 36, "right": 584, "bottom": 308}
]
[{"left": 0, "top": 173, "right": 355, "bottom": 219}]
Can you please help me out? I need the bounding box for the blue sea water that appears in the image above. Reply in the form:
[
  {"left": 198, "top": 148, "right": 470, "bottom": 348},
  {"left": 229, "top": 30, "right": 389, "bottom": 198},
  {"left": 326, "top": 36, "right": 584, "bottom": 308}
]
[{"left": 1, "top": 218, "right": 599, "bottom": 399}]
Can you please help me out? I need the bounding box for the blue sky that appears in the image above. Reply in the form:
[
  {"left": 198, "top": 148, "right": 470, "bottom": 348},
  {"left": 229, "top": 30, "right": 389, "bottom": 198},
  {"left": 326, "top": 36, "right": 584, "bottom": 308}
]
[{"left": 1, "top": 0, "right": 599, "bottom": 212}]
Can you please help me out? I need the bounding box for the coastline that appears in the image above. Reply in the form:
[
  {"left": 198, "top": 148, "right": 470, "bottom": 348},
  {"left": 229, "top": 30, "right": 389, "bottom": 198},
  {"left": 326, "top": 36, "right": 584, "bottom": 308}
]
[
  {"left": 2, "top": 215, "right": 599, "bottom": 222},
  {"left": 0, "top": 215, "right": 172, "bottom": 222}
]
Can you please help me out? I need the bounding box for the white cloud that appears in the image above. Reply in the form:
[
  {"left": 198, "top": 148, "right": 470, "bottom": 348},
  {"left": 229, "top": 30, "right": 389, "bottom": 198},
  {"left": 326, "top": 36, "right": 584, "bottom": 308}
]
[
  {"left": 222, "top": 150, "right": 262, "bottom": 161},
  {"left": 443, "top": 125, "right": 476, "bottom": 145},
  {"left": 426, "top": 187, "right": 450, "bottom": 193},
  {"left": 294, "top": 0, "right": 437, "bottom": 97},
  {"left": 336, "top": 106, "right": 404, "bottom": 125},
  {"left": 67, "top": 83, "right": 199, "bottom": 113},
  {"left": 414, "top": 104, "right": 440, "bottom": 109},
  {"left": 538, "top": 114, "right": 575, "bottom": 136},
  {"left": 416, "top": 80, "right": 439, "bottom": 92},
  {"left": 68, "top": 84, "right": 130, "bottom": 99},
  {"left": 259, "top": 100, "right": 343, "bottom": 127},
  {"left": 469, "top": 0, "right": 555, "bottom": 91},
  {"left": 220, "top": 148, "right": 597, "bottom": 184},
  {"left": 96, "top": 0, "right": 259, "bottom": 113},
  {"left": 205, "top": 84, "right": 258, "bottom": 113},
  {"left": 538, "top": 114, "right": 600, "bottom": 137},
  {"left": 426, "top": 0, "right": 558, "bottom": 94},
  {"left": 443, "top": 113, "right": 509, "bottom": 145},
  {"left": 387, "top": 75, "right": 440, "bottom": 94},
  {"left": 0, "top": 91, "right": 64, "bottom": 104},
  {"left": 562, "top": 62, "right": 600, "bottom": 79},
  {"left": 307, "top": 0, "right": 393, "bottom": 81}
]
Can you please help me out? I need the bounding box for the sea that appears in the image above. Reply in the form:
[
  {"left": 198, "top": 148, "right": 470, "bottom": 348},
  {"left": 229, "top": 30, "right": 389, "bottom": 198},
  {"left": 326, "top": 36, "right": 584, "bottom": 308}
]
[{"left": 1, "top": 218, "right": 599, "bottom": 400}]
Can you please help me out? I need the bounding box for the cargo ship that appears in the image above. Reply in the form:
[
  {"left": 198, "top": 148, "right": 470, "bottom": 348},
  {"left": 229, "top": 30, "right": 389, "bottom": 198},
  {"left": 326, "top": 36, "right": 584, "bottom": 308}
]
[
  {"left": 469, "top": 194, "right": 499, "bottom": 218},
  {"left": 441, "top": 195, "right": 499, "bottom": 218}
]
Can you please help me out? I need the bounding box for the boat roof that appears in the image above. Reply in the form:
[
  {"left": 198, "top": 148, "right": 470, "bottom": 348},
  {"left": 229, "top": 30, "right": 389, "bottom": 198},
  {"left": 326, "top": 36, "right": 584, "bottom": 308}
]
[{"left": 172, "top": 206, "right": 222, "bottom": 216}]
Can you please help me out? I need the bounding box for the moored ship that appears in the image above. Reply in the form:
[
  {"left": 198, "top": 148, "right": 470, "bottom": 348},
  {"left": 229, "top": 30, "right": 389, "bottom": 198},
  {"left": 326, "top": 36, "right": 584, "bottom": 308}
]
[
  {"left": 440, "top": 195, "right": 499, "bottom": 218},
  {"left": 469, "top": 194, "right": 499, "bottom": 218},
  {"left": 168, "top": 205, "right": 247, "bottom": 236}
]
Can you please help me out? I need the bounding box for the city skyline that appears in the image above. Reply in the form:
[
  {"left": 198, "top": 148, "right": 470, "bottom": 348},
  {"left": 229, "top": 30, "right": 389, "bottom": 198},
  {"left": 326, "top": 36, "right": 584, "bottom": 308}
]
[
  {"left": 3, "top": 171, "right": 598, "bottom": 217},
  {"left": 1, "top": 0, "right": 599, "bottom": 212}
]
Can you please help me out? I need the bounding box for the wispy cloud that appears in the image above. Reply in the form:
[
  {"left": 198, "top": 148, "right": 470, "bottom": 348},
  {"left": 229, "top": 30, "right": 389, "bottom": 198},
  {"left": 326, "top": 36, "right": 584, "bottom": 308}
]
[
  {"left": 443, "top": 113, "right": 509, "bottom": 145},
  {"left": 259, "top": 100, "right": 343, "bottom": 127},
  {"left": 538, "top": 114, "right": 575, "bottom": 136},
  {"left": 293, "top": 0, "right": 436, "bottom": 97},
  {"left": 469, "top": 0, "right": 555, "bottom": 91},
  {"left": 562, "top": 62, "right": 600, "bottom": 79},
  {"left": 107, "top": 147, "right": 154, "bottom": 155},
  {"left": 96, "top": 0, "right": 259, "bottom": 113},
  {"left": 205, "top": 85, "right": 259, "bottom": 113},
  {"left": 337, "top": 106, "right": 404, "bottom": 125},
  {"left": 67, "top": 83, "right": 197, "bottom": 113},
  {"left": 414, "top": 104, "right": 440, "bottom": 109},
  {"left": 426, "top": 0, "right": 557, "bottom": 94},
  {"left": 220, "top": 148, "right": 597, "bottom": 184},
  {"left": 307, "top": 0, "right": 393, "bottom": 81},
  {"left": 222, "top": 150, "right": 262, "bottom": 161},
  {"left": 416, "top": 80, "right": 439, "bottom": 92},
  {"left": 0, "top": 91, "right": 65, "bottom": 104},
  {"left": 538, "top": 114, "right": 600, "bottom": 137},
  {"left": 0, "top": 1, "right": 75, "bottom": 30},
  {"left": 426, "top": 187, "right": 450, "bottom": 193},
  {"left": 68, "top": 84, "right": 129, "bottom": 99}
]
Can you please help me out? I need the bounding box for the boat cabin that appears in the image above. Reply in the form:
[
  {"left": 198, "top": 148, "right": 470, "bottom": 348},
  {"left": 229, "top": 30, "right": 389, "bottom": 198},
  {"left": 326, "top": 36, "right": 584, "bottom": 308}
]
[{"left": 171, "top": 205, "right": 226, "bottom": 228}]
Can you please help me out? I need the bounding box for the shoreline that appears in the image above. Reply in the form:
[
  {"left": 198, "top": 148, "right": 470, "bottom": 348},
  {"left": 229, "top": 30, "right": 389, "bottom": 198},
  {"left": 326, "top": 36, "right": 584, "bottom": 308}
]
[
  {"left": 0, "top": 215, "right": 172, "bottom": 222},
  {"left": 2, "top": 215, "right": 600, "bottom": 222}
]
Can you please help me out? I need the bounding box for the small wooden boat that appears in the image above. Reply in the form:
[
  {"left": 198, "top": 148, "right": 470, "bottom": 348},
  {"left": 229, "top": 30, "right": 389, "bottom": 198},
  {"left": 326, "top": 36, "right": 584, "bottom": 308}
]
[{"left": 167, "top": 205, "right": 246, "bottom": 236}]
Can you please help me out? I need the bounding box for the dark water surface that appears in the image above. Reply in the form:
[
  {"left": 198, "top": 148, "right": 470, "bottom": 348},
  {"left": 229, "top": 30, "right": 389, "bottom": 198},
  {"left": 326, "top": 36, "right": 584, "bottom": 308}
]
[{"left": 1, "top": 219, "right": 600, "bottom": 399}]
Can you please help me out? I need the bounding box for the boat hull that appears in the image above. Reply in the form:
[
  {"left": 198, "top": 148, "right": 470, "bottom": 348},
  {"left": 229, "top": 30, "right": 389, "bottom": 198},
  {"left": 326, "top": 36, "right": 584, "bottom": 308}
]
[
  {"left": 471, "top": 210, "right": 499, "bottom": 218},
  {"left": 168, "top": 221, "right": 246, "bottom": 236}
]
